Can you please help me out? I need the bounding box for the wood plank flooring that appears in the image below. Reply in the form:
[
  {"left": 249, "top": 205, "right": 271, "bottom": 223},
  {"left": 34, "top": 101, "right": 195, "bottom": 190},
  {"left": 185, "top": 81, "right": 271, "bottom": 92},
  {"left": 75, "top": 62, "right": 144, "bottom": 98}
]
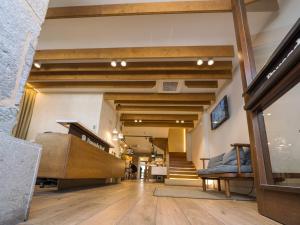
[{"left": 20, "top": 181, "right": 280, "bottom": 225}]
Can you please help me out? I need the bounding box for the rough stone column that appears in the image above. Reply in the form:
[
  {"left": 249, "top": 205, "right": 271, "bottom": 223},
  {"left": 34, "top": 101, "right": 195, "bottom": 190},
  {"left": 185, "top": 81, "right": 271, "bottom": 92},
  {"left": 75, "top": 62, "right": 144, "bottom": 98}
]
[{"left": 0, "top": 1, "right": 49, "bottom": 224}]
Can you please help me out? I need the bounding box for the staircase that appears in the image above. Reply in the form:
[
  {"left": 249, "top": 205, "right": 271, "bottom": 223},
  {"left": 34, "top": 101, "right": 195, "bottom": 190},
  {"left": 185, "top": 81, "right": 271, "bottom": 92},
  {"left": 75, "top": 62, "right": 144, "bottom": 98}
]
[{"left": 165, "top": 152, "right": 201, "bottom": 186}]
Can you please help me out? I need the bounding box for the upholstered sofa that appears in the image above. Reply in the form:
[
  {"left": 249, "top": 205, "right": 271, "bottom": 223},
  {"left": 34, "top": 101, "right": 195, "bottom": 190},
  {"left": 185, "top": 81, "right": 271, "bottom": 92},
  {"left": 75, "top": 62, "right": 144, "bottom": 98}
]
[{"left": 198, "top": 143, "right": 253, "bottom": 197}]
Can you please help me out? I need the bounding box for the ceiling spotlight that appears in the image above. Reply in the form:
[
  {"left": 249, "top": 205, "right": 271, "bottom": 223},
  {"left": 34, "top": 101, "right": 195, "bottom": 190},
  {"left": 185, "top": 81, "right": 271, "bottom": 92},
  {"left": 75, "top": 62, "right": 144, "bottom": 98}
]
[
  {"left": 134, "top": 120, "right": 138, "bottom": 123},
  {"left": 181, "top": 120, "right": 184, "bottom": 123},
  {"left": 176, "top": 120, "right": 179, "bottom": 123},
  {"left": 208, "top": 59, "right": 215, "bottom": 66},
  {"left": 121, "top": 60, "right": 127, "bottom": 67},
  {"left": 33, "top": 62, "right": 41, "bottom": 69},
  {"left": 139, "top": 120, "right": 142, "bottom": 123},
  {"left": 111, "top": 61, "right": 117, "bottom": 67},
  {"left": 197, "top": 59, "right": 204, "bottom": 66}
]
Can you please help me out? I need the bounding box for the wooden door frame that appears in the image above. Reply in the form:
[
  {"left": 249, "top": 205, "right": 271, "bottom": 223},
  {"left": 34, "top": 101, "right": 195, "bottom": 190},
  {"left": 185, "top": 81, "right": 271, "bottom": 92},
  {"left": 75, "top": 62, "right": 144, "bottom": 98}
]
[{"left": 232, "top": 1, "right": 300, "bottom": 224}]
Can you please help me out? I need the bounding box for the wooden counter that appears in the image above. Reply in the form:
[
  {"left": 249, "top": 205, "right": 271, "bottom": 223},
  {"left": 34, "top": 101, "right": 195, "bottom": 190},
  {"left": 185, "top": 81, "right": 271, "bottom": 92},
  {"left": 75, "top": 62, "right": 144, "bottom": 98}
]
[{"left": 36, "top": 133, "right": 125, "bottom": 189}]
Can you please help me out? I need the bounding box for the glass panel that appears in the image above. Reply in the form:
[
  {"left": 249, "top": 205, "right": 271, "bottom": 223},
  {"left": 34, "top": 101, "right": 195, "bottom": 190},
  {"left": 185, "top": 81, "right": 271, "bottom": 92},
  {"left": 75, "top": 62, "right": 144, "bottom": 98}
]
[
  {"left": 247, "top": 2, "right": 299, "bottom": 75},
  {"left": 263, "top": 82, "right": 300, "bottom": 187}
]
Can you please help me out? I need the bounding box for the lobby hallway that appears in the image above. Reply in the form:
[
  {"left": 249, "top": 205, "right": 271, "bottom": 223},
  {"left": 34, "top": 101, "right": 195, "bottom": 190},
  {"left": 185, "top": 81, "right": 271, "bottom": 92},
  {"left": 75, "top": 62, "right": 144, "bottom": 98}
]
[{"left": 20, "top": 181, "right": 280, "bottom": 225}]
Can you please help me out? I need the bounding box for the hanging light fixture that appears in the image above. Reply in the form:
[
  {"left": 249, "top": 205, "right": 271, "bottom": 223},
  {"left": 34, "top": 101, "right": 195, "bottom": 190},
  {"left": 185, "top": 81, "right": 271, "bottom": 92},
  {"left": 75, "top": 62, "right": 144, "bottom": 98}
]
[
  {"left": 151, "top": 143, "right": 156, "bottom": 158},
  {"left": 112, "top": 133, "right": 119, "bottom": 141},
  {"left": 112, "top": 128, "right": 118, "bottom": 134},
  {"left": 118, "top": 132, "right": 124, "bottom": 140}
]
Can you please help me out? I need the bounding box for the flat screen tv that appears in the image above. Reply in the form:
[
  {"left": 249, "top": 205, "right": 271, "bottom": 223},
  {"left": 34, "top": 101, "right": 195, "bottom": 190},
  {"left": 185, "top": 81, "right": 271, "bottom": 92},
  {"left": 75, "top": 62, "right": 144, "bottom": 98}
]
[{"left": 210, "top": 96, "right": 229, "bottom": 130}]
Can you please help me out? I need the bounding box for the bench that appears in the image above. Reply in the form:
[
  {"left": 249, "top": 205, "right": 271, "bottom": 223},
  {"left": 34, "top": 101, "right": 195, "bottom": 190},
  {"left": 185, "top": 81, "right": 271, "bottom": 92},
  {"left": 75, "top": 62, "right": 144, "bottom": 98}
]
[{"left": 198, "top": 143, "right": 254, "bottom": 197}]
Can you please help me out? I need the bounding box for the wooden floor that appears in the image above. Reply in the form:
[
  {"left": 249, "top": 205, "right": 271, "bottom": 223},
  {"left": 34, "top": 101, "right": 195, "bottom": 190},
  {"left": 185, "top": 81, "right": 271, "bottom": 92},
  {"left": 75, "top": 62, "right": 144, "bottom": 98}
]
[{"left": 20, "top": 181, "right": 280, "bottom": 225}]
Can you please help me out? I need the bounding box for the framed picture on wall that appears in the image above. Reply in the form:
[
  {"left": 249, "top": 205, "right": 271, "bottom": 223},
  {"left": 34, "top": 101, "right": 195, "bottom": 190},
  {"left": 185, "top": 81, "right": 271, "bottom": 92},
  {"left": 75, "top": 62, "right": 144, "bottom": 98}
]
[{"left": 210, "top": 95, "right": 230, "bottom": 130}]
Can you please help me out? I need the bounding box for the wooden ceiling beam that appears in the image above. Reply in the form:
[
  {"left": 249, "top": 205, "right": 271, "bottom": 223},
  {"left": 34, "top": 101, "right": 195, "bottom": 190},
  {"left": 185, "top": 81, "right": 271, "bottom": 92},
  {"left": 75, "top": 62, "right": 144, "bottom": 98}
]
[
  {"left": 46, "top": 1, "right": 257, "bottom": 19},
  {"left": 28, "top": 81, "right": 156, "bottom": 89},
  {"left": 28, "top": 71, "right": 231, "bottom": 82},
  {"left": 31, "top": 61, "right": 232, "bottom": 72},
  {"left": 120, "top": 114, "right": 198, "bottom": 121},
  {"left": 116, "top": 105, "right": 203, "bottom": 112},
  {"left": 114, "top": 100, "right": 212, "bottom": 105},
  {"left": 123, "top": 121, "right": 194, "bottom": 128},
  {"left": 34, "top": 46, "right": 234, "bottom": 61},
  {"left": 185, "top": 81, "right": 218, "bottom": 88},
  {"left": 105, "top": 93, "right": 215, "bottom": 102}
]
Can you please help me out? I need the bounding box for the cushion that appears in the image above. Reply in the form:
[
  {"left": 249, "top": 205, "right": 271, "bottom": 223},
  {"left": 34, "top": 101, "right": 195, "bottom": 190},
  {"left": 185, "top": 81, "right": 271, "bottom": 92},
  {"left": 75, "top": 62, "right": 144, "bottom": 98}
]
[
  {"left": 244, "top": 147, "right": 252, "bottom": 165},
  {"left": 198, "top": 165, "right": 252, "bottom": 175},
  {"left": 222, "top": 147, "right": 245, "bottom": 165},
  {"left": 207, "top": 153, "right": 225, "bottom": 168}
]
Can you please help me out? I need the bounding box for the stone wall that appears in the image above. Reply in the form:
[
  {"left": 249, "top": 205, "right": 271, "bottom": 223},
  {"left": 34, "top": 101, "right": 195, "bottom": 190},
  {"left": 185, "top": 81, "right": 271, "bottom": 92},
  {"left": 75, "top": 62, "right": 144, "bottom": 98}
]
[
  {"left": 0, "top": 0, "right": 48, "bottom": 224},
  {"left": 0, "top": 0, "right": 48, "bottom": 134}
]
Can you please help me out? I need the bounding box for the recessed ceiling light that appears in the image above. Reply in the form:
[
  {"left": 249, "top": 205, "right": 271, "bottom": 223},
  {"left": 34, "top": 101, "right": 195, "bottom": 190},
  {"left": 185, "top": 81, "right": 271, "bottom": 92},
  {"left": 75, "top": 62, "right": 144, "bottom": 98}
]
[
  {"left": 121, "top": 60, "right": 127, "bottom": 67},
  {"left": 197, "top": 59, "right": 203, "bottom": 66},
  {"left": 181, "top": 120, "right": 184, "bottom": 123},
  {"left": 134, "top": 120, "right": 138, "bottom": 123},
  {"left": 139, "top": 120, "right": 142, "bottom": 123},
  {"left": 176, "top": 120, "right": 179, "bottom": 123},
  {"left": 111, "top": 61, "right": 117, "bottom": 67},
  {"left": 208, "top": 59, "right": 214, "bottom": 66},
  {"left": 33, "top": 62, "right": 41, "bottom": 69}
]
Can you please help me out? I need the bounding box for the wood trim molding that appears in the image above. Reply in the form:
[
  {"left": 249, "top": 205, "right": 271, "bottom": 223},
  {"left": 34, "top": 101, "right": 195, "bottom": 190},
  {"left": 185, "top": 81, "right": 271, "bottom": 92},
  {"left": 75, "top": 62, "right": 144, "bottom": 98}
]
[
  {"left": 123, "top": 121, "right": 194, "bottom": 128},
  {"left": 185, "top": 81, "right": 218, "bottom": 88},
  {"left": 28, "top": 81, "right": 156, "bottom": 89},
  {"left": 45, "top": 0, "right": 258, "bottom": 19},
  {"left": 116, "top": 105, "right": 204, "bottom": 112},
  {"left": 104, "top": 93, "right": 215, "bottom": 101},
  {"left": 31, "top": 61, "right": 232, "bottom": 72},
  {"left": 34, "top": 46, "right": 234, "bottom": 61},
  {"left": 114, "top": 100, "right": 212, "bottom": 105},
  {"left": 120, "top": 113, "right": 198, "bottom": 121},
  {"left": 29, "top": 71, "right": 232, "bottom": 81}
]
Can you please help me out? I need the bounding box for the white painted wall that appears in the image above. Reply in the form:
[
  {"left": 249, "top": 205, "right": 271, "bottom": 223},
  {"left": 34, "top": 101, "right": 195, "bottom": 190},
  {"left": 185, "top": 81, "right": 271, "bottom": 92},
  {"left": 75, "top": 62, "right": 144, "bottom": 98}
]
[
  {"left": 191, "top": 67, "right": 249, "bottom": 169},
  {"left": 27, "top": 92, "right": 102, "bottom": 141},
  {"left": 27, "top": 92, "right": 122, "bottom": 157}
]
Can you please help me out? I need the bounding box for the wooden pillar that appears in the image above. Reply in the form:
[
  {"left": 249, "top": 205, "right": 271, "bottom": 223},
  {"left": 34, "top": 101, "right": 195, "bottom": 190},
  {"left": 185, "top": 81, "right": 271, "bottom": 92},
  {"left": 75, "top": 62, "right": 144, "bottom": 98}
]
[
  {"left": 202, "top": 178, "right": 207, "bottom": 191},
  {"left": 231, "top": 0, "right": 266, "bottom": 213},
  {"left": 224, "top": 180, "right": 231, "bottom": 198},
  {"left": 217, "top": 179, "right": 221, "bottom": 192}
]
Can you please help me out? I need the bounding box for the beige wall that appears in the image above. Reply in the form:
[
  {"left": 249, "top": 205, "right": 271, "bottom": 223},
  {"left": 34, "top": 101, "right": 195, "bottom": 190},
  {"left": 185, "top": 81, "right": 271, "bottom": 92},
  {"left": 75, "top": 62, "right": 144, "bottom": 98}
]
[
  {"left": 27, "top": 92, "right": 102, "bottom": 141},
  {"left": 168, "top": 128, "right": 186, "bottom": 153}
]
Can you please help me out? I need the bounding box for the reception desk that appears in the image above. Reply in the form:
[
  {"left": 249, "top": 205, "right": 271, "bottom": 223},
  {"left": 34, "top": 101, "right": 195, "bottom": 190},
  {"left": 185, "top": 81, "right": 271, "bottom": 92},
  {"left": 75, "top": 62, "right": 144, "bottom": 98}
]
[{"left": 36, "top": 122, "right": 125, "bottom": 190}]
